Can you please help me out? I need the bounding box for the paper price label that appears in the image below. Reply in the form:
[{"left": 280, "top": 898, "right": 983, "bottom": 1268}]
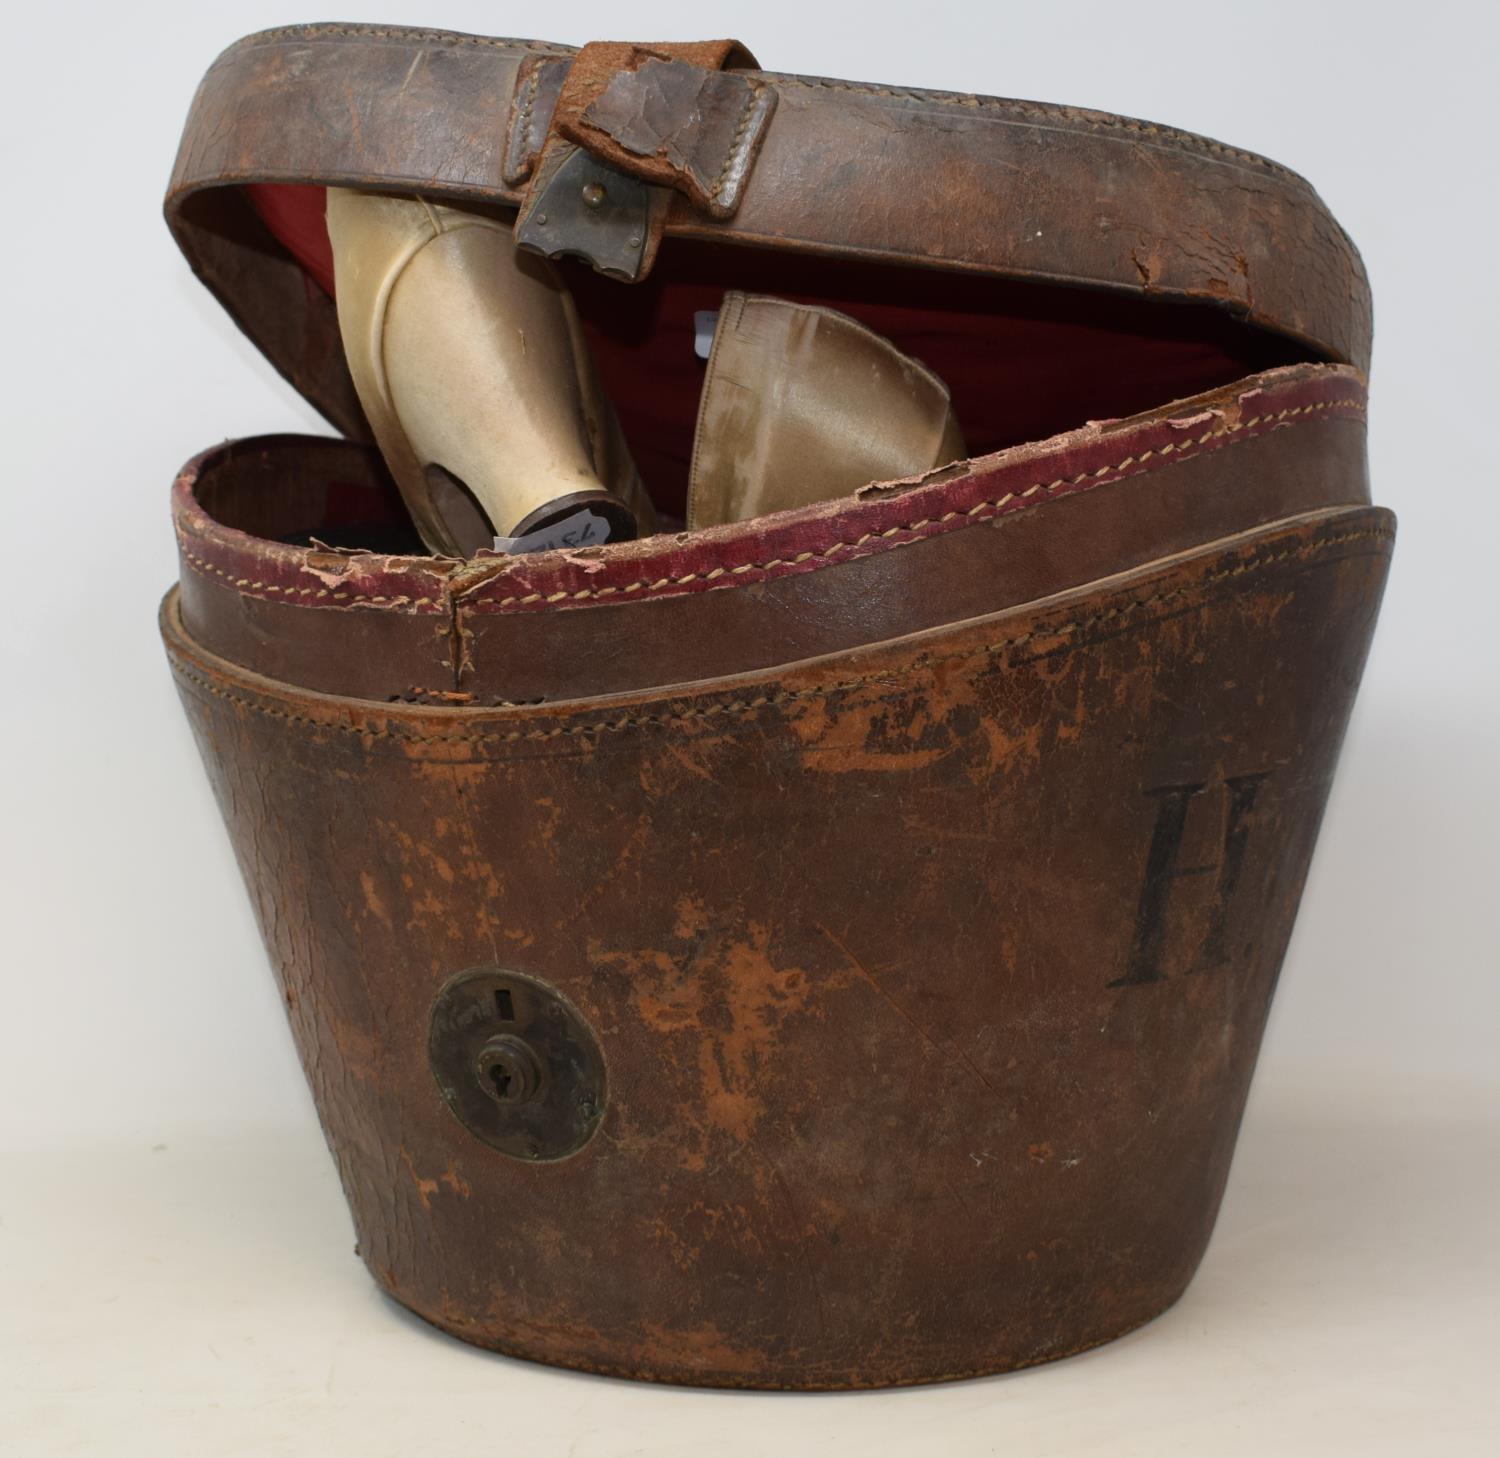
[{"left": 493, "top": 508, "right": 613, "bottom": 556}]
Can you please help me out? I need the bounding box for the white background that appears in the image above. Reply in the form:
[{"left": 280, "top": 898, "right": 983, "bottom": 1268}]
[{"left": 2, "top": 1, "right": 1495, "bottom": 1453}]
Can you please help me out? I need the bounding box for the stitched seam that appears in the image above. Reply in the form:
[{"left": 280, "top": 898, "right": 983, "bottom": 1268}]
[
  {"left": 237, "top": 26, "right": 573, "bottom": 55},
  {"left": 170, "top": 526, "right": 1392, "bottom": 747},
  {"left": 231, "top": 28, "right": 1298, "bottom": 185},
  {"left": 470, "top": 399, "right": 1365, "bottom": 607},
  {"left": 170, "top": 550, "right": 443, "bottom": 609},
  {"left": 514, "top": 62, "right": 542, "bottom": 158},
  {"left": 710, "top": 81, "right": 765, "bottom": 201},
  {"left": 176, "top": 400, "right": 1361, "bottom": 611},
  {"left": 391, "top": 687, "right": 479, "bottom": 705},
  {"left": 769, "top": 75, "right": 1303, "bottom": 181},
  {"left": 232, "top": 30, "right": 1295, "bottom": 184}
]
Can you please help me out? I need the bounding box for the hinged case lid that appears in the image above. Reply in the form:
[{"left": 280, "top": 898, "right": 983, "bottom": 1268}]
[{"left": 165, "top": 22, "right": 1370, "bottom": 454}]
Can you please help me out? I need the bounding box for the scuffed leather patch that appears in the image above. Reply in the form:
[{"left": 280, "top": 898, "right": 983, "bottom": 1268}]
[{"left": 575, "top": 58, "right": 776, "bottom": 217}]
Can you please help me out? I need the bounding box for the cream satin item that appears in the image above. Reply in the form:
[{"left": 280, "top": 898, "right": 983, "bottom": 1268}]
[
  {"left": 687, "top": 292, "right": 967, "bottom": 528},
  {"left": 325, "top": 189, "right": 655, "bottom": 557}
]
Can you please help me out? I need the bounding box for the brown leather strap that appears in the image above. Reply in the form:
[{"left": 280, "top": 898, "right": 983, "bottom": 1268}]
[
  {"left": 165, "top": 23, "right": 1371, "bottom": 438},
  {"left": 556, "top": 41, "right": 767, "bottom": 213},
  {"left": 513, "top": 40, "right": 776, "bottom": 279}
]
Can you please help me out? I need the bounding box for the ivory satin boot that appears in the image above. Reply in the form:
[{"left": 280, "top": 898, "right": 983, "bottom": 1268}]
[
  {"left": 326, "top": 189, "right": 656, "bottom": 557},
  {"left": 687, "top": 291, "right": 967, "bottom": 528}
]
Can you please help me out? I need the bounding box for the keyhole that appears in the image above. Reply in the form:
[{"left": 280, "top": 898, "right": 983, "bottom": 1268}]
[
  {"left": 429, "top": 969, "right": 607, "bottom": 1160},
  {"left": 475, "top": 1035, "right": 543, "bottom": 1108}
]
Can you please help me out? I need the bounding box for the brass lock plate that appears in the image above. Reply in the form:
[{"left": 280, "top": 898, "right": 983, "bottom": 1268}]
[{"left": 427, "top": 968, "right": 606, "bottom": 1161}]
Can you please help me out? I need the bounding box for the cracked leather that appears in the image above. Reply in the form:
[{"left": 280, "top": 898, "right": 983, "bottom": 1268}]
[
  {"left": 162, "top": 507, "right": 1392, "bottom": 1386},
  {"left": 166, "top": 24, "right": 1370, "bottom": 440},
  {"left": 159, "top": 22, "right": 1394, "bottom": 1389},
  {"left": 568, "top": 51, "right": 774, "bottom": 217}
]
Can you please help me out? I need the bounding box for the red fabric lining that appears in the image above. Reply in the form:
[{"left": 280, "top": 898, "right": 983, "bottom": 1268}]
[
  {"left": 245, "top": 182, "right": 1315, "bottom": 521},
  {"left": 247, "top": 183, "right": 336, "bottom": 295}
]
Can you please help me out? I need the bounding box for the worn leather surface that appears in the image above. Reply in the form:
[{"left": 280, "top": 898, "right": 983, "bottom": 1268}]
[
  {"left": 174, "top": 365, "right": 1368, "bottom": 704},
  {"left": 539, "top": 40, "right": 771, "bottom": 218},
  {"left": 161, "top": 23, "right": 1392, "bottom": 1388},
  {"left": 166, "top": 22, "right": 1371, "bottom": 441},
  {"left": 163, "top": 506, "right": 1393, "bottom": 1387},
  {"left": 512, "top": 40, "right": 770, "bottom": 281}
]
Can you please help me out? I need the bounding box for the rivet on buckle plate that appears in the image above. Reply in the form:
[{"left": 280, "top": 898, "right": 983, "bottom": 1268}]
[{"left": 514, "top": 145, "right": 653, "bottom": 281}]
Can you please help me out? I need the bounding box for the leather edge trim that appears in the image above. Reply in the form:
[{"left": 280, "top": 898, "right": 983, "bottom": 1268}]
[
  {"left": 211, "top": 25, "right": 1307, "bottom": 189},
  {"left": 165, "top": 25, "right": 1371, "bottom": 399},
  {"left": 173, "top": 365, "right": 1367, "bottom": 618},
  {"left": 163, "top": 505, "right": 1396, "bottom": 738}
]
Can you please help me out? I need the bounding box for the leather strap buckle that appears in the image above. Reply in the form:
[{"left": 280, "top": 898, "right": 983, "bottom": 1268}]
[{"left": 507, "top": 40, "right": 777, "bottom": 281}]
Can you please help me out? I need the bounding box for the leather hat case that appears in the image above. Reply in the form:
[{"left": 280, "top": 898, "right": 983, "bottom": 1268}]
[{"left": 161, "top": 23, "right": 1394, "bottom": 1388}]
